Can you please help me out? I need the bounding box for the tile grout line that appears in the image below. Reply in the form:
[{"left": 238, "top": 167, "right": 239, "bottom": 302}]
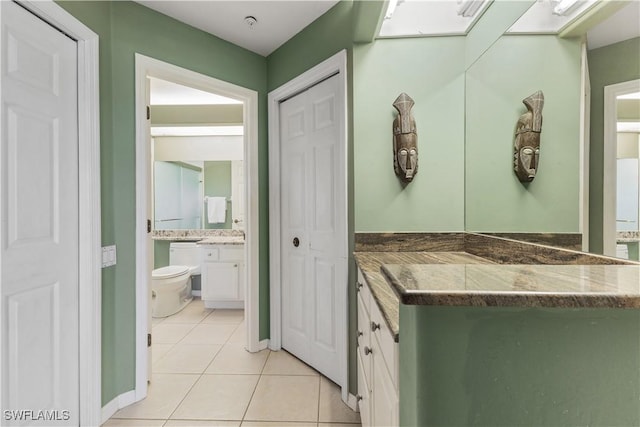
[
  {"left": 317, "top": 373, "right": 322, "bottom": 425},
  {"left": 239, "top": 345, "right": 272, "bottom": 424},
  {"left": 157, "top": 299, "right": 212, "bottom": 425}
]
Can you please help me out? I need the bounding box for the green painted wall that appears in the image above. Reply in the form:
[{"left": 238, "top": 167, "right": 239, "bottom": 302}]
[
  {"left": 588, "top": 37, "right": 640, "bottom": 254},
  {"left": 204, "top": 161, "right": 232, "bottom": 230},
  {"left": 400, "top": 304, "right": 640, "bottom": 426},
  {"left": 154, "top": 240, "right": 170, "bottom": 269},
  {"left": 353, "top": 37, "right": 466, "bottom": 232},
  {"left": 465, "top": 35, "right": 583, "bottom": 232},
  {"left": 57, "top": 0, "right": 268, "bottom": 406},
  {"left": 266, "top": 1, "right": 355, "bottom": 91}
]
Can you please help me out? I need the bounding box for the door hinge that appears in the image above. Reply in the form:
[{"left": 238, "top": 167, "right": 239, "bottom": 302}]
[
  {"left": 147, "top": 219, "right": 151, "bottom": 233},
  {"left": 146, "top": 105, "right": 150, "bottom": 120},
  {"left": 147, "top": 333, "right": 152, "bottom": 347}
]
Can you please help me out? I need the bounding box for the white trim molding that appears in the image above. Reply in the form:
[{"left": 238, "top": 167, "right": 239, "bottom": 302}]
[
  {"left": 268, "top": 50, "right": 349, "bottom": 402},
  {"left": 603, "top": 78, "right": 640, "bottom": 257},
  {"left": 134, "top": 54, "right": 260, "bottom": 401},
  {"left": 11, "top": 2, "right": 102, "bottom": 425}
]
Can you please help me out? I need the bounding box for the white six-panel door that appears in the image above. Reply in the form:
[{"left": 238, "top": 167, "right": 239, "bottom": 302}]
[
  {"left": 1, "top": 1, "right": 79, "bottom": 425},
  {"left": 280, "top": 74, "right": 345, "bottom": 385}
]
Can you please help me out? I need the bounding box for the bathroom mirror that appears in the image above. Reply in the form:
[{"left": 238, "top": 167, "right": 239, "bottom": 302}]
[
  {"left": 462, "top": 0, "right": 640, "bottom": 261},
  {"left": 153, "top": 159, "right": 244, "bottom": 231}
]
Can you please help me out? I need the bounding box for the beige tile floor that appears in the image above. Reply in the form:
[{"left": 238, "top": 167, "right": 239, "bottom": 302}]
[{"left": 105, "top": 298, "right": 361, "bottom": 427}]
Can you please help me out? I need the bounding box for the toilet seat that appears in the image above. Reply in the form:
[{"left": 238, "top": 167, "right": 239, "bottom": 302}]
[{"left": 152, "top": 265, "right": 189, "bottom": 279}]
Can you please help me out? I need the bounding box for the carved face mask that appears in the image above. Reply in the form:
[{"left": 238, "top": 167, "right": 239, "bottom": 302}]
[
  {"left": 392, "top": 93, "right": 418, "bottom": 183},
  {"left": 514, "top": 91, "right": 544, "bottom": 182}
]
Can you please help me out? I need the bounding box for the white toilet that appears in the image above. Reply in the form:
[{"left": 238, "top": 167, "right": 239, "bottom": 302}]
[{"left": 151, "top": 242, "right": 200, "bottom": 318}]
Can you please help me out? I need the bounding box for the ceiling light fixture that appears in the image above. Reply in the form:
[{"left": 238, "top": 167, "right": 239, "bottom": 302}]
[
  {"left": 385, "top": 0, "right": 399, "bottom": 20},
  {"left": 244, "top": 15, "right": 257, "bottom": 28},
  {"left": 457, "top": 0, "right": 485, "bottom": 17},
  {"left": 552, "top": 0, "right": 580, "bottom": 16}
]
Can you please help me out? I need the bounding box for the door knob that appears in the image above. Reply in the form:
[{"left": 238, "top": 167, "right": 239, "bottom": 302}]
[{"left": 293, "top": 237, "right": 300, "bottom": 247}]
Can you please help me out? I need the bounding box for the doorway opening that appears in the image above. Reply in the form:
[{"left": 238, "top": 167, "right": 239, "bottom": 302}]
[
  {"left": 603, "top": 79, "right": 640, "bottom": 258},
  {"left": 134, "top": 54, "right": 260, "bottom": 401}
]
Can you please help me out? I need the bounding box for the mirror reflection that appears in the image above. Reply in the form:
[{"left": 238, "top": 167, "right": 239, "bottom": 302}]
[
  {"left": 460, "top": 0, "right": 639, "bottom": 260},
  {"left": 149, "top": 77, "right": 244, "bottom": 231}
]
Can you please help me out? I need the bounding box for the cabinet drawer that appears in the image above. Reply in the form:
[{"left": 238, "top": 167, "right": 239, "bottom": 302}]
[
  {"left": 356, "top": 268, "right": 371, "bottom": 314},
  {"left": 370, "top": 299, "right": 399, "bottom": 388},
  {"left": 202, "top": 247, "right": 219, "bottom": 261},
  {"left": 220, "top": 247, "right": 244, "bottom": 261}
]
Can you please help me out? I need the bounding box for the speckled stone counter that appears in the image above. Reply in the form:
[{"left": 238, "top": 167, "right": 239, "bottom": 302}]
[
  {"left": 354, "top": 232, "right": 638, "bottom": 342},
  {"left": 618, "top": 231, "right": 640, "bottom": 243},
  {"left": 354, "top": 251, "right": 493, "bottom": 341},
  {"left": 382, "top": 263, "right": 640, "bottom": 308},
  {"left": 152, "top": 229, "right": 244, "bottom": 241}
]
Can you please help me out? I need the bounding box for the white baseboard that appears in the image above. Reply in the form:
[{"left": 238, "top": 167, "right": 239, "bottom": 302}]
[
  {"left": 101, "top": 390, "right": 136, "bottom": 424},
  {"left": 346, "top": 392, "right": 359, "bottom": 411},
  {"left": 257, "top": 339, "right": 269, "bottom": 351},
  {"left": 204, "top": 300, "right": 244, "bottom": 309},
  {"left": 191, "top": 290, "right": 201, "bottom": 297},
  {"left": 268, "top": 340, "right": 281, "bottom": 351}
]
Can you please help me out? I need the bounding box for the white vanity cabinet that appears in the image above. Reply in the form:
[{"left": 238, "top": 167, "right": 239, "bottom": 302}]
[
  {"left": 200, "top": 244, "right": 244, "bottom": 309},
  {"left": 356, "top": 267, "right": 399, "bottom": 427}
]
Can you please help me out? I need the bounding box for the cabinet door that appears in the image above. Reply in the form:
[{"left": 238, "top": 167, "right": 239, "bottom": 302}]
[
  {"left": 372, "top": 338, "right": 399, "bottom": 427},
  {"left": 202, "top": 262, "right": 239, "bottom": 300},
  {"left": 357, "top": 352, "right": 372, "bottom": 427}
]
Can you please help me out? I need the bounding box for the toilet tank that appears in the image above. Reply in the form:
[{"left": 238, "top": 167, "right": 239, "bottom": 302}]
[{"left": 169, "top": 242, "right": 201, "bottom": 275}]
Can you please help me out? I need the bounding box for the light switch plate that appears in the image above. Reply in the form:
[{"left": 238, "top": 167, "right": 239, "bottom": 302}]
[{"left": 102, "top": 245, "right": 117, "bottom": 268}]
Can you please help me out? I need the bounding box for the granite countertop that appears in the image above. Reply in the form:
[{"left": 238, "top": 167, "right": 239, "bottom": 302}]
[
  {"left": 617, "top": 231, "right": 640, "bottom": 243},
  {"left": 382, "top": 263, "right": 640, "bottom": 308},
  {"left": 354, "top": 251, "right": 493, "bottom": 341},
  {"left": 152, "top": 229, "right": 244, "bottom": 242}
]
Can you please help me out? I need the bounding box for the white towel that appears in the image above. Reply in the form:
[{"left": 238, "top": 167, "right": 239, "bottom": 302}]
[{"left": 207, "top": 197, "right": 227, "bottom": 224}]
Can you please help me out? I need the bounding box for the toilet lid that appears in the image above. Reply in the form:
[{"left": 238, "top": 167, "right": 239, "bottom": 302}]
[{"left": 152, "top": 265, "right": 189, "bottom": 279}]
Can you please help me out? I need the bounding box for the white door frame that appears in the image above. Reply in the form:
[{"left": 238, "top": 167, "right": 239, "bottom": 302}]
[
  {"left": 602, "top": 78, "right": 640, "bottom": 256},
  {"left": 0, "top": 1, "right": 101, "bottom": 425},
  {"left": 268, "top": 50, "right": 349, "bottom": 399},
  {"left": 134, "top": 54, "right": 261, "bottom": 399}
]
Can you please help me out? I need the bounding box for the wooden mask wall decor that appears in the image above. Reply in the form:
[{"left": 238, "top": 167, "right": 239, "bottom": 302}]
[
  {"left": 392, "top": 93, "right": 418, "bottom": 183},
  {"left": 514, "top": 90, "right": 544, "bottom": 182}
]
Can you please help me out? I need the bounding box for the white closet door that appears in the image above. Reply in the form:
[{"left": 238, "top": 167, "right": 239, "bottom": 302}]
[
  {"left": 280, "top": 74, "right": 345, "bottom": 385},
  {"left": 1, "top": 1, "right": 79, "bottom": 424}
]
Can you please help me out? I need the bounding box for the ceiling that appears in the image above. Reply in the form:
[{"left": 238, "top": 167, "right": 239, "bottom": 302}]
[
  {"left": 149, "top": 77, "right": 241, "bottom": 105},
  {"left": 135, "top": 1, "right": 639, "bottom": 56},
  {"left": 135, "top": 0, "right": 340, "bottom": 56},
  {"left": 586, "top": 0, "right": 640, "bottom": 50}
]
